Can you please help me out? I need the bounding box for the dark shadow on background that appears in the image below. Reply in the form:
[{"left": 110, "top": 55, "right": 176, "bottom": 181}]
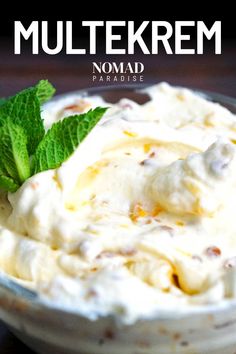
[{"left": 0, "top": 322, "right": 34, "bottom": 353}]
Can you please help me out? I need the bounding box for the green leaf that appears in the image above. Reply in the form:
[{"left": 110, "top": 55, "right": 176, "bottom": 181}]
[
  {"left": 0, "top": 163, "right": 7, "bottom": 176},
  {"left": 0, "top": 86, "right": 45, "bottom": 155},
  {"left": 32, "top": 107, "right": 107, "bottom": 174},
  {"left": 36, "top": 80, "right": 56, "bottom": 104},
  {"left": 0, "top": 119, "right": 31, "bottom": 184},
  {"left": 0, "top": 175, "right": 19, "bottom": 193}
]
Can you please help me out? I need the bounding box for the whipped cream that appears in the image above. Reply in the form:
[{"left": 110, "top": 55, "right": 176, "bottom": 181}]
[{"left": 1, "top": 83, "right": 236, "bottom": 324}]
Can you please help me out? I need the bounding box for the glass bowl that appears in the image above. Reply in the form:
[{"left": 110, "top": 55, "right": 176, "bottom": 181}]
[{"left": 1, "top": 84, "right": 236, "bottom": 354}]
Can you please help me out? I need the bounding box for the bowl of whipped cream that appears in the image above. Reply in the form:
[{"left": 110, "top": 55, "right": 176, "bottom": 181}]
[{"left": 1, "top": 83, "right": 236, "bottom": 354}]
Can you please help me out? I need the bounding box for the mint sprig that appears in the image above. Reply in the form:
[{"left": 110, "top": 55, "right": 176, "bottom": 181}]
[{"left": 0, "top": 81, "right": 107, "bottom": 193}]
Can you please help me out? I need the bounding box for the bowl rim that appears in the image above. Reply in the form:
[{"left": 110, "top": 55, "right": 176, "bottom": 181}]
[
  {"left": 1, "top": 270, "right": 236, "bottom": 322},
  {"left": 45, "top": 83, "right": 236, "bottom": 107},
  {"left": 1, "top": 83, "right": 236, "bottom": 322}
]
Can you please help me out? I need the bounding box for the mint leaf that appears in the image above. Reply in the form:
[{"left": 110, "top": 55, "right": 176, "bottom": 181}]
[
  {"left": 0, "top": 175, "right": 19, "bottom": 193},
  {"left": 0, "top": 119, "right": 30, "bottom": 184},
  {"left": 36, "top": 80, "right": 55, "bottom": 104},
  {"left": 0, "top": 163, "right": 7, "bottom": 176},
  {"left": 32, "top": 107, "right": 107, "bottom": 174},
  {"left": 0, "top": 86, "right": 45, "bottom": 155},
  {"left": 0, "top": 80, "right": 55, "bottom": 154}
]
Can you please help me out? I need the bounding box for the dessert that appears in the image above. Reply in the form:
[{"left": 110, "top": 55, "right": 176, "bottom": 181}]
[{"left": 1, "top": 82, "right": 236, "bottom": 324}]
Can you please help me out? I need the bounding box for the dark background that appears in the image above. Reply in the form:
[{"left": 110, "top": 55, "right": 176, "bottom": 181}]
[
  {"left": 0, "top": 8, "right": 235, "bottom": 97},
  {"left": 0, "top": 6, "right": 235, "bottom": 354}
]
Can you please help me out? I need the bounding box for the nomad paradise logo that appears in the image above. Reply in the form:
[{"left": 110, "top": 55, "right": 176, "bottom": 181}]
[{"left": 92, "top": 62, "right": 144, "bottom": 83}]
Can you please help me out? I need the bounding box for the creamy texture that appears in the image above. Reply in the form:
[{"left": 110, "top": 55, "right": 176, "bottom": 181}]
[{"left": 1, "top": 83, "right": 236, "bottom": 324}]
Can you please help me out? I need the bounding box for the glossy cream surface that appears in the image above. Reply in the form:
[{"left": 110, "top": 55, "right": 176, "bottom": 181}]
[{"left": 1, "top": 83, "right": 236, "bottom": 324}]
